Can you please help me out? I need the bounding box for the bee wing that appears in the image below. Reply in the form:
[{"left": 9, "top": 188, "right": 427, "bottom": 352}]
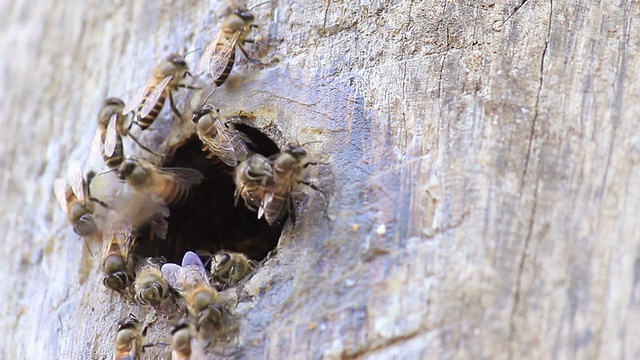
[
  {"left": 207, "top": 31, "right": 241, "bottom": 81},
  {"left": 182, "top": 251, "right": 205, "bottom": 268},
  {"left": 104, "top": 113, "right": 119, "bottom": 157},
  {"left": 149, "top": 211, "right": 169, "bottom": 240},
  {"left": 154, "top": 167, "right": 204, "bottom": 203},
  {"left": 53, "top": 178, "right": 69, "bottom": 211},
  {"left": 122, "top": 80, "right": 150, "bottom": 115},
  {"left": 161, "top": 263, "right": 183, "bottom": 292},
  {"left": 213, "top": 120, "right": 248, "bottom": 166},
  {"left": 197, "top": 36, "right": 218, "bottom": 75},
  {"left": 89, "top": 128, "right": 104, "bottom": 162},
  {"left": 68, "top": 161, "right": 86, "bottom": 204},
  {"left": 140, "top": 75, "right": 173, "bottom": 119},
  {"left": 257, "top": 194, "right": 268, "bottom": 219}
]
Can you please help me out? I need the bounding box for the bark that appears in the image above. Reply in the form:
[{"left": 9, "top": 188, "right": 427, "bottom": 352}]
[{"left": 1, "top": 0, "right": 639, "bottom": 359}]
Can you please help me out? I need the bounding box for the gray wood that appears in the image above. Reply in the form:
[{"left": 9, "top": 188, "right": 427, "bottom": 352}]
[{"left": 1, "top": 0, "right": 638, "bottom": 358}]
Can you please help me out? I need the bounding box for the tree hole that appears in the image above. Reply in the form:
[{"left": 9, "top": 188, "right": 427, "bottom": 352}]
[{"left": 133, "top": 126, "right": 283, "bottom": 264}]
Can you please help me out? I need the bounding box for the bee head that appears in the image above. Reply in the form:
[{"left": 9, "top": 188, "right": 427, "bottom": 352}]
[
  {"left": 191, "top": 104, "right": 214, "bottom": 123},
  {"left": 283, "top": 144, "right": 307, "bottom": 158},
  {"left": 197, "top": 303, "right": 224, "bottom": 329},
  {"left": 232, "top": 9, "right": 255, "bottom": 21},
  {"left": 245, "top": 155, "right": 273, "bottom": 179},
  {"left": 117, "top": 314, "right": 140, "bottom": 331},
  {"left": 137, "top": 283, "right": 165, "bottom": 307},
  {"left": 103, "top": 271, "right": 131, "bottom": 293},
  {"left": 73, "top": 213, "right": 97, "bottom": 236}
]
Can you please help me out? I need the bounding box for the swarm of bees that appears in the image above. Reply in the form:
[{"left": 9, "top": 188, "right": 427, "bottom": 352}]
[{"left": 52, "top": 1, "right": 326, "bottom": 359}]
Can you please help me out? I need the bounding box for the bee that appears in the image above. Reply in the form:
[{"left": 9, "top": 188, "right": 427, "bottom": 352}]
[
  {"left": 97, "top": 98, "right": 126, "bottom": 169},
  {"left": 93, "top": 97, "right": 162, "bottom": 165},
  {"left": 198, "top": 8, "right": 261, "bottom": 86},
  {"left": 123, "top": 53, "right": 194, "bottom": 129},
  {"left": 53, "top": 161, "right": 106, "bottom": 236},
  {"left": 260, "top": 144, "right": 322, "bottom": 226},
  {"left": 192, "top": 104, "right": 251, "bottom": 167},
  {"left": 162, "top": 251, "right": 224, "bottom": 329},
  {"left": 211, "top": 251, "right": 256, "bottom": 287},
  {"left": 113, "top": 314, "right": 144, "bottom": 360},
  {"left": 134, "top": 257, "right": 169, "bottom": 308},
  {"left": 170, "top": 318, "right": 193, "bottom": 360},
  {"left": 116, "top": 157, "right": 204, "bottom": 206},
  {"left": 102, "top": 211, "right": 135, "bottom": 293},
  {"left": 234, "top": 153, "right": 273, "bottom": 211}
]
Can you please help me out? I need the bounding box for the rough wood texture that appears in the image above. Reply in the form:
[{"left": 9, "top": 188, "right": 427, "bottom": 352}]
[{"left": 1, "top": 0, "right": 639, "bottom": 358}]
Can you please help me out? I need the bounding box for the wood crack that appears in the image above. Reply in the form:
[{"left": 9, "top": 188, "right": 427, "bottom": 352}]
[{"left": 508, "top": 1, "right": 552, "bottom": 359}]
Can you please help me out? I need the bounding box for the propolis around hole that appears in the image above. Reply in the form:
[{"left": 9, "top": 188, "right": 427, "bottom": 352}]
[{"left": 132, "top": 125, "right": 283, "bottom": 265}]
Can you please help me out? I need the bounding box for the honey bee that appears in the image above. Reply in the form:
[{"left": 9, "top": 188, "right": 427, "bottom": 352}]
[
  {"left": 170, "top": 318, "right": 193, "bottom": 360},
  {"left": 162, "top": 251, "right": 224, "bottom": 329},
  {"left": 211, "top": 251, "right": 256, "bottom": 287},
  {"left": 97, "top": 98, "right": 125, "bottom": 169},
  {"left": 113, "top": 314, "right": 143, "bottom": 360},
  {"left": 198, "top": 8, "right": 261, "bottom": 86},
  {"left": 54, "top": 161, "right": 106, "bottom": 236},
  {"left": 102, "top": 211, "right": 135, "bottom": 293},
  {"left": 93, "top": 97, "right": 162, "bottom": 165},
  {"left": 123, "top": 53, "right": 194, "bottom": 129},
  {"left": 134, "top": 257, "right": 169, "bottom": 308},
  {"left": 234, "top": 153, "right": 273, "bottom": 211},
  {"left": 192, "top": 105, "right": 251, "bottom": 167},
  {"left": 260, "top": 144, "right": 322, "bottom": 226},
  {"left": 116, "top": 157, "right": 204, "bottom": 206}
]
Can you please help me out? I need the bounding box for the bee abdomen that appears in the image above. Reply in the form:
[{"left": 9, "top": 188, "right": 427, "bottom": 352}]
[
  {"left": 214, "top": 46, "right": 236, "bottom": 87},
  {"left": 104, "top": 139, "right": 124, "bottom": 169},
  {"left": 138, "top": 88, "right": 167, "bottom": 130},
  {"left": 157, "top": 179, "right": 182, "bottom": 205},
  {"left": 264, "top": 191, "right": 288, "bottom": 225}
]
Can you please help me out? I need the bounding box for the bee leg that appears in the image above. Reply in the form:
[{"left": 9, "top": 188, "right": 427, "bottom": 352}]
[
  {"left": 127, "top": 133, "right": 164, "bottom": 160},
  {"left": 237, "top": 44, "right": 263, "bottom": 65},
  {"left": 297, "top": 180, "right": 325, "bottom": 196},
  {"left": 168, "top": 90, "right": 183, "bottom": 122},
  {"left": 244, "top": 37, "right": 267, "bottom": 46},
  {"left": 89, "top": 196, "right": 110, "bottom": 209},
  {"left": 287, "top": 195, "right": 296, "bottom": 226}
]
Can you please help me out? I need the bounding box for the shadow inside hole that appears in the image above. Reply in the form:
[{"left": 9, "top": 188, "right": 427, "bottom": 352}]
[{"left": 133, "top": 126, "right": 283, "bottom": 264}]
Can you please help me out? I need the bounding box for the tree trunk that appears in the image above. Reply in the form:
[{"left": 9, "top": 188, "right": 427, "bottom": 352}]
[{"left": 1, "top": 0, "right": 638, "bottom": 359}]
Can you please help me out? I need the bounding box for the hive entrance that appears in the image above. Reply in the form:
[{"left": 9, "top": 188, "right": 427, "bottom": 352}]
[{"left": 133, "top": 127, "right": 283, "bottom": 264}]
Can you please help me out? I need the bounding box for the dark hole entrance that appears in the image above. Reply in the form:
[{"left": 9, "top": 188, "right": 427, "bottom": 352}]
[{"left": 133, "top": 126, "right": 283, "bottom": 264}]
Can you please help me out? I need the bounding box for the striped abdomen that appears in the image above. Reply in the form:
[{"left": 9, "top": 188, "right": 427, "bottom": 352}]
[
  {"left": 153, "top": 178, "right": 183, "bottom": 205},
  {"left": 214, "top": 42, "right": 237, "bottom": 87},
  {"left": 263, "top": 170, "right": 294, "bottom": 225},
  {"left": 137, "top": 86, "right": 168, "bottom": 130},
  {"left": 103, "top": 134, "right": 124, "bottom": 169}
]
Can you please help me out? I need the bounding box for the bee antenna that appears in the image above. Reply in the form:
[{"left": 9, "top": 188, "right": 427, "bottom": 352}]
[
  {"left": 95, "top": 168, "right": 118, "bottom": 178},
  {"left": 182, "top": 48, "right": 200, "bottom": 59},
  {"left": 299, "top": 140, "right": 322, "bottom": 147},
  {"left": 249, "top": 1, "right": 270, "bottom": 11}
]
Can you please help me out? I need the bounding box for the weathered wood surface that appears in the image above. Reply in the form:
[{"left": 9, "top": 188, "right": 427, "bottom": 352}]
[{"left": 1, "top": 0, "right": 639, "bottom": 358}]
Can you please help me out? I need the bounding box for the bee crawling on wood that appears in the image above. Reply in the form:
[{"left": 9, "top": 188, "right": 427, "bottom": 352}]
[
  {"left": 134, "top": 257, "right": 170, "bottom": 308},
  {"left": 234, "top": 153, "right": 273, "bottom": 212},
  {"left": 169, "top": 317, "right": 209, "bottom": 360},
  {"left": 192, "top": 104, "right": 251, "bottom": 167},
  {"left": 92, "top": 97, "right": 163, "bottom": 167},
  {"left": 54, "top": 161, "right": 108, "bottom": 236},
  {"left": 162, "top": 251, "right": 225, "bottom": 330},
  {"left": 123, "top": 53, "right": 198, "bottom": 129},
  {"left": 210, "top": 251, "right": 257, "bottom": 288},
  {"left": 198, "top": 6, "right": 263, "bottom": 86},
  {"left": 101, "top": 211, "right": 135, "bottom": 294},
  {"left": 260, "top": 144, "right": 324, "bottom": 226}
]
